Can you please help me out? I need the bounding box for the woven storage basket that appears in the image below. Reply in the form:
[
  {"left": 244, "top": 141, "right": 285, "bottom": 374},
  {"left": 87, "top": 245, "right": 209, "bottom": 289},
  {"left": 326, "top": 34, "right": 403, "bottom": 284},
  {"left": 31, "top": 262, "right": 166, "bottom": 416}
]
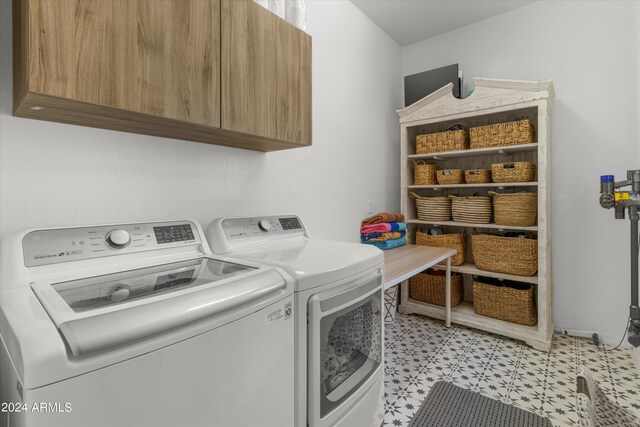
[
  {"left": 471, "top": 233, "right": 538, "bottom": 276},
  {"left": 490, "top": 192, "right": 538, "bottom": 227},
  {"left": 464, "top": 169, "right": 491, "bottom": 184},
  {"left": 436, "top": 169, "right": 464, "bottom": 185},
  {"left": 469, "top": 119, "right": 534, "bottom": 149},
  {"left": 415, "top": 231, "right": 466, "bottom": 266},
  {"left": 414, "top": 161, "right": 437, "bottom": 185},
  {"left": 410, "top": 193, "right": 451, "bottom": 222},
  {"left": 416, "top": 130, "right": 469, "bottom": 154},
  {"left": 450, "top": 196, "right": 492, "bottom": 224},
  {"left": 491, "top": 162, "right": 536, "bottom": 183},
  {"left": 410, "top": 272, "right": 464, "bottom": 307},
  {"left": 473, "top": 280, "right": 537, "bottom": 326}
]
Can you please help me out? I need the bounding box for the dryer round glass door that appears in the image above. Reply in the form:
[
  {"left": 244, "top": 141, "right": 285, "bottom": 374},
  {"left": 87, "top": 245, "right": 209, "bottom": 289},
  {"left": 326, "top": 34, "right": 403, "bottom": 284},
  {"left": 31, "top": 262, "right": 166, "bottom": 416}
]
[{"left": 307, "top": 271, "right": 382, "bottom": 419}]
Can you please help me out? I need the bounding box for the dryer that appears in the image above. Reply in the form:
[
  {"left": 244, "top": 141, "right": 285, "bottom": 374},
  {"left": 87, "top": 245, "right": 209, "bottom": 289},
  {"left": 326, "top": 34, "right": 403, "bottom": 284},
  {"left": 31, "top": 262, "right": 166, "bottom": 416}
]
[
  {"left": 0, "top": 220, "right": 294, "bottom": 427},
  {"left": 207, "top": 215, "right": 385, "bottom": 427}
]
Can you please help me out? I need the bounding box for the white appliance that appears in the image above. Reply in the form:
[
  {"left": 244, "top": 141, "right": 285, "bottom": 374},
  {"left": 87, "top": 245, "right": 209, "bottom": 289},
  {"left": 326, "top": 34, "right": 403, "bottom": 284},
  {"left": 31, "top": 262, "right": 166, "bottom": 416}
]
[
  {"left": 0, "top": 220, "right": 295, "bottom": 427},
  {"left": 207, "top": 215, "right": 385, "bottom": 427}
]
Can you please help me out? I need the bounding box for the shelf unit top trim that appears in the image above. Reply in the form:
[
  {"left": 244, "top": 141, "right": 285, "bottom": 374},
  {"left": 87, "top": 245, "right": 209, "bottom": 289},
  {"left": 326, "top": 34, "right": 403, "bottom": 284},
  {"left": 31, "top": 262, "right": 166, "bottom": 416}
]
[{"left": 397, "top": 77, "right": 554, "bottom": 124}]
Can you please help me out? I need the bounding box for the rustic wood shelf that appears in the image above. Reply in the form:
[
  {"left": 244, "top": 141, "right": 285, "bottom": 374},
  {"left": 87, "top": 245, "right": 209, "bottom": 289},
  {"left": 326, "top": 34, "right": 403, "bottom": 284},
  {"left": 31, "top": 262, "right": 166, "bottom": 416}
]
[
  {"left": 430, "top": 262, "right": 538, "bottom": 284},
  {"left": 407, "top": 219, "right": 538, "bottom": 232},
  {"left": 399, "top": 300, "right": 539, "bottom": 343},
  {"left": 407, "top": 143, "right": 539, "bottom": 160},
  {"left": 408, "top": 182, "right": 538, "bottom": 190}
]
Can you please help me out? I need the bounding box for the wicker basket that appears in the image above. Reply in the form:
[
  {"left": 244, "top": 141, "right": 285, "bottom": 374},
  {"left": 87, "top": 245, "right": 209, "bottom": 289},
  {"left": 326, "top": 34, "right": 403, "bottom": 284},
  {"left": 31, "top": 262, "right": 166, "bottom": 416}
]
[
  {"left": 491, "top": 162, "right": 536, "bottom": 183},
  {"left": 410, "top": 271, "right": 464, "bottom": 307},
  {"left": 473, "top": 280, "right": 537, "bottom": 325},
  {"left": 469, "top": 119, "right": 534, "bottom": 149},
  {"left": 415, "top": 231, "right": 466, "bottom": 266},
  {"left": 414, "top": 161, "right": 437, "bottom": 185},
  {"left": 416, "top": 130, "right": 469, "bottom": 154},
  {"left": 410, "top": 193, "right": 451, "bottom": 222},
  {"left": 450, "top": 196, "right": 491, "bottom": 224},
  {"left": 464, "top": 169, "right": 491, "bottom": 184},
  {"left": 436, "top": 169, "right": 464, "bottom": 185},
  {"left": 471, "top": 233, "right": 538, "bottom": 276},
  {"left": 490, "top": 192, "right": 537, "bottom": 227}
]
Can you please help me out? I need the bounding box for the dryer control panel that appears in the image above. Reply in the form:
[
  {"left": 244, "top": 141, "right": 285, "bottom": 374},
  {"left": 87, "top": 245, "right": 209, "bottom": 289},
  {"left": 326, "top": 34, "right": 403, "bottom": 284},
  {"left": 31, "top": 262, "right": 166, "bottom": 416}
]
[
  {"left": 23, "top": 220, "right": 202, "bottom": 267},
  {"left": 220, "top": 215, "right": 305, "bottom": 242}
]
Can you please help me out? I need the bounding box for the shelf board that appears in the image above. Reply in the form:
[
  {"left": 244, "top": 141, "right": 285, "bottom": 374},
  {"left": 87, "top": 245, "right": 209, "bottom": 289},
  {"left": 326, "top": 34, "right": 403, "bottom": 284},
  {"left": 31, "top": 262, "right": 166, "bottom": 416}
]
[
  {"left": 399, "top": 300, "right": 540, "bottom": 342},
  {"left": 430, "top": 262, "right": 538, "bottom": 284},
  {"left": 408, "top": 182, "right": 538, "bottom": 189},
  {"left": 408, "top": 143, "right": 538, "bottom": 160},
  {"left": 408, "top": 219, "right": 538, "bottom": 231}
]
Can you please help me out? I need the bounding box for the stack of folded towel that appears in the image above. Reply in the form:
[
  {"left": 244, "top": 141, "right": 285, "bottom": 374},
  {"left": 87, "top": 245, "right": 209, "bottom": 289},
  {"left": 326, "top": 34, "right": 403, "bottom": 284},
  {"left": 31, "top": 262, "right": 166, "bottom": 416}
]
[{"left": 360, "top": 212, "right": 407, "bottom": 250}]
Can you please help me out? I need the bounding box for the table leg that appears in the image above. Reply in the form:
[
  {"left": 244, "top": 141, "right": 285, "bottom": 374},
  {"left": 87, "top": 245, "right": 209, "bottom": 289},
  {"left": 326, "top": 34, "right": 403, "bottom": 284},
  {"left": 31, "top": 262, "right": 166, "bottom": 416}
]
[{"left": 445, "top": 256, "right": 451, "bottom": 327}]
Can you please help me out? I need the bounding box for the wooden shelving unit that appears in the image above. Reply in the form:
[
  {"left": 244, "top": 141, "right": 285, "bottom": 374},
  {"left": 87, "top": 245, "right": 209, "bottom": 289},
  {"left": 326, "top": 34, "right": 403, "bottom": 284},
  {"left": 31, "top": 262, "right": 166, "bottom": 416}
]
[{"left": 396, "top": 77, "right": 555, "bottom": 351}]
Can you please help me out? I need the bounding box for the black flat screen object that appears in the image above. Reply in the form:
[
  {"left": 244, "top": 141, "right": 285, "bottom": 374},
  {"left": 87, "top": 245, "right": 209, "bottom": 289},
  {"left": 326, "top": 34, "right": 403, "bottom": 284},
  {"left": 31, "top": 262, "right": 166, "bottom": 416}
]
[
  {"left": 404, "top": 63, "right": 460, "bottom": 106},
  {"left": 153, "top": 224, "right": 195, "bottom": 244}
]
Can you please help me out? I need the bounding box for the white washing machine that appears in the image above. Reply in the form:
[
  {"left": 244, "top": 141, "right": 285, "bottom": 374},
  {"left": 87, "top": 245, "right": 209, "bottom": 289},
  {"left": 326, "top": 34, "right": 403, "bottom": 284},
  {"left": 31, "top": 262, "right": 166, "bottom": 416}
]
[
  {"left": 207, "top": 215, "right": 385, "bottom": 427},
  {"left": 0, "top": 220, "right": 295, "bottom": 427}
]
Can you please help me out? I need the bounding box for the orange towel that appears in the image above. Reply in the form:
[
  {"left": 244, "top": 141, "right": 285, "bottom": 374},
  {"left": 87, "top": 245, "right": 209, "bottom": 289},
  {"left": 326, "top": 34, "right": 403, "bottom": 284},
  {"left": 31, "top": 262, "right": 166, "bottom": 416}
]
[{"left": 362, "top": 212, "right": 405, "bottom": 225}]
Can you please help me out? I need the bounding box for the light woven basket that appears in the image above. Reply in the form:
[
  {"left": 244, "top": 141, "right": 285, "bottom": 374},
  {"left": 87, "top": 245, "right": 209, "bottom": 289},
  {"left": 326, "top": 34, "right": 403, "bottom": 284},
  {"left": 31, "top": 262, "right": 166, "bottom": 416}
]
[
  {"left": 436, "top": 169, "right": 464, "bottom": 185},
  {"left": 415, "top": 231, "right": 466, "bottom": 266},
  {"left": 491, "top": 162, "right": 536, "bottom": 183},
  {"left": 450, "top": 196, "right": 492, "bottom": 224},
  {"left": 490, "top": 192, "right": 537, "bottom": 227},
  {"left": 469, "top": 119, "right": 534, "bottom": 149},
  {"left": 410, "top": 272, "right": 464, "bottom": 307},
  {"left": 471, "top": 233, "right": 538, "bottom": 276},
  {"left": 473, "top": 280, "right": 537, "bottom": 326},
  {"left": 416, "top": 130, "right": 469, "bottom": 154},
  {"left": 410, "top": 192, "right": 451, "bottom": 222},
  {"left": 414, "top": 161, "right": 437, "bottom": 185},
  {"left": 464, "top": 169, "right": 491, "bottom": 184}
]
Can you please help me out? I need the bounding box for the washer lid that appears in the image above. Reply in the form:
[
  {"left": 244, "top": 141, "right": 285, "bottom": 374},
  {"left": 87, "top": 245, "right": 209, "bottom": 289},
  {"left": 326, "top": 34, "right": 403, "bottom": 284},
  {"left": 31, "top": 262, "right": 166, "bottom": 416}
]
[
  {"left": 31, "top": 257, "right": 286, "bottom": 356},
  {"left": 232, "top": 239, "right": 383, "bottom": 291}
]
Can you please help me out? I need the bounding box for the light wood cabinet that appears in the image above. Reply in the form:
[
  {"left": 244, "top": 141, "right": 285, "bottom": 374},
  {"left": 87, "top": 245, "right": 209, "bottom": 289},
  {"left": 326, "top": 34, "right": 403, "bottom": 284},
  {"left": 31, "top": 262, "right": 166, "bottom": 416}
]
[
  {"left": 13, "top": 0, "right": 312, "bottom": 151},
  {"left": 221, "top": 0, "right": 312, "bottom": 146},
  {"left": 396, "top": 78, "right": 555, "bottom": 351}
]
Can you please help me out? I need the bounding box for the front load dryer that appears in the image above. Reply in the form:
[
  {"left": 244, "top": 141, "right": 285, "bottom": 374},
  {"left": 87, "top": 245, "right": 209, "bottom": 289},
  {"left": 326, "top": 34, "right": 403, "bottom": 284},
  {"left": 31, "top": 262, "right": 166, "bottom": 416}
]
[
  {"left": 0, "top": 219, "right": 294, "bottom": 427},
  {"left": 207, "top": 214, "right": 385, "bottom": 427}
]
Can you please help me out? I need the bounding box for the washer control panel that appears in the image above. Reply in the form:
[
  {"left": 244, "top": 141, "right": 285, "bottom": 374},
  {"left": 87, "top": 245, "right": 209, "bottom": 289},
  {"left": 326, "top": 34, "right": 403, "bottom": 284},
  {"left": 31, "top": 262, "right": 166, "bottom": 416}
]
[
  {"left": 221, "top": 215, "right": 304, "bottom": 242},
  {"left": 23, "top": 221, "right": 201, "bottom": 267}
]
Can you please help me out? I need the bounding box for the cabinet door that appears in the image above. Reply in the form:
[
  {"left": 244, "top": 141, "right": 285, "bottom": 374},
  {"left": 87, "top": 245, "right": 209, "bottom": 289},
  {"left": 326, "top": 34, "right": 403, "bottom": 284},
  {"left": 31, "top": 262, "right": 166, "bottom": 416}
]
[
  {"left": 16, "top": 0, "right": 220, "bottom": 127},
  {"left": 221, "top": 0, "right": 312, "bottom": 146}
]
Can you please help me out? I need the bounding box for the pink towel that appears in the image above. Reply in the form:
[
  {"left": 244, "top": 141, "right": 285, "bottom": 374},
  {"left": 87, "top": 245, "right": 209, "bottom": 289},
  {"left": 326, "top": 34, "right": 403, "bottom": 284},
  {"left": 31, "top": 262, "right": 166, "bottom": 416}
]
[{"left": 360, "top": 223, "right": 392, "bottom": 234}]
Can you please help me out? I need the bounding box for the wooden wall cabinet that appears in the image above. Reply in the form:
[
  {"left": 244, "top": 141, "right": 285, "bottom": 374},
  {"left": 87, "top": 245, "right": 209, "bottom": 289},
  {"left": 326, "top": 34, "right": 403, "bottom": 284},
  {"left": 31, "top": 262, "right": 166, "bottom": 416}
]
[{"left": 13, "top": 0, "right": 311, "bottom": 152}]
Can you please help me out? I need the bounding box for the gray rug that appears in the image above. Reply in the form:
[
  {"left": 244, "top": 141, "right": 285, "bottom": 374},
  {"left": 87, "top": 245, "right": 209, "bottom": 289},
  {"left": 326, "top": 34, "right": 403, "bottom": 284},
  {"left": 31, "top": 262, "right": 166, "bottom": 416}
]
[{"left": 409, "top": 381, "right": 553, "bottom": 427}]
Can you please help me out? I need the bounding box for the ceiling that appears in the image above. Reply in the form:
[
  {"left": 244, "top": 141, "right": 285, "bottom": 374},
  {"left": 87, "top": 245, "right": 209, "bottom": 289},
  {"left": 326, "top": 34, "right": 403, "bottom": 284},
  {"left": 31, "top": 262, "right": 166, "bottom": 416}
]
[{"left": 352, "top": 0, "right": 534, "bottom": 46}]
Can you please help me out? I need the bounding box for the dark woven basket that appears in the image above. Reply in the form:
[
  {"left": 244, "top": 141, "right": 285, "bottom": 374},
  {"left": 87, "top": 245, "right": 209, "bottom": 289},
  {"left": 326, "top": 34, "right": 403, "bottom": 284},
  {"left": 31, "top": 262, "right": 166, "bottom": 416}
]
[
  {"left": 470, "top": 119, "right": 534, "bottom": 149},
  {"left": 473, "top": 280, "right": 537, "bottom": 325},
  {"left": 416, "top": 130, "right": 469, "bottom": 154},
  {"left": 410, "top": 272, "right": 464, "bottom": 307},
  {"left": 471, "top": 233, "right": 538, "bottom": 276},
  {"left": 415, "top": 231, "right": 466, "bottom": 266}
]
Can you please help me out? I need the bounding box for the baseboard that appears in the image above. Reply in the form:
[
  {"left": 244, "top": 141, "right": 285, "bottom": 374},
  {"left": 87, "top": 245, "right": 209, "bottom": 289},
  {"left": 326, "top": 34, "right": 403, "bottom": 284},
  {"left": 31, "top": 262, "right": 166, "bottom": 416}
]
[{"left": 633, "top": 347, "right": 640, "bottom": 372}]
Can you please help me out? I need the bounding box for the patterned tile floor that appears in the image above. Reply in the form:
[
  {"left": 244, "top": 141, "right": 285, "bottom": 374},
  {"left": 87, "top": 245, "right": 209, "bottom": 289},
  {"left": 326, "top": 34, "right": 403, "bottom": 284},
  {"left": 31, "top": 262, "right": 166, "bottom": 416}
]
[{"left": 383, "top": 313, "right": 640, "bottom": 427}]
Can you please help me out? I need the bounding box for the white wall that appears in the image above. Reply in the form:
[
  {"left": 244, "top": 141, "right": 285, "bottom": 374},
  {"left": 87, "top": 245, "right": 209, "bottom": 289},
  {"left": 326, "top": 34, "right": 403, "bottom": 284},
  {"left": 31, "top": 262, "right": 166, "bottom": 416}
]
[
  {"left": 402, "top": 0, "right": 639, "bottom": 345},
  {"left": 0, "top": 1, "right": 402, "bottom": 243}
]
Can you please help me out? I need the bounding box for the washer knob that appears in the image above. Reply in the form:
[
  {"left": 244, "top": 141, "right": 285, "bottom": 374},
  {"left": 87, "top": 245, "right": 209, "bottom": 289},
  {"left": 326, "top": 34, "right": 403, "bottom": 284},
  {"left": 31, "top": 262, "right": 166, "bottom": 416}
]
[
  {"left": 258, "top": 220, "right": 271, "bottom": 231},
  {"left": 106, "top": 229, "right": 131, "bottom": 248}
]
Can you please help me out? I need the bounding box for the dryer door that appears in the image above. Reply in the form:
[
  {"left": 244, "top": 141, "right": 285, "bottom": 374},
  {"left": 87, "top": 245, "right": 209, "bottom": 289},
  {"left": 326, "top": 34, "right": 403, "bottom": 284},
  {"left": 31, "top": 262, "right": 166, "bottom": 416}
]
[{"left": 307, "top": 268, "right": 383, "bottom": 425}]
